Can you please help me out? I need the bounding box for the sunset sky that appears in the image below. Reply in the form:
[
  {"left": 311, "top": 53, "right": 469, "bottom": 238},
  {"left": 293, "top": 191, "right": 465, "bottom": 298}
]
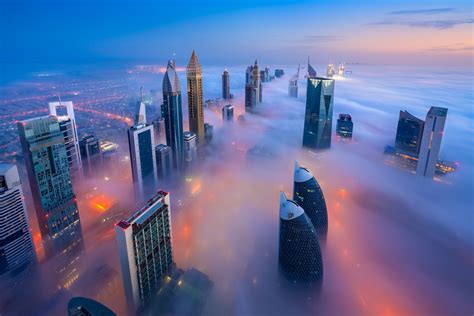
[{"left": 1, "top": 0, "right": 472, "bottom": 67}]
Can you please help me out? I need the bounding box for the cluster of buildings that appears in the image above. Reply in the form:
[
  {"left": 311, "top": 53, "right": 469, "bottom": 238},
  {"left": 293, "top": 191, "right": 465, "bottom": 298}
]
[
  {"left": 245, "top": 60, "right": 263, "bottom": 112},
  {"left": 278, "top": 161, "right": 327, "bottom": 283},
  {"left": 326, "top": 62, "right": 345, "bottom": 78}
]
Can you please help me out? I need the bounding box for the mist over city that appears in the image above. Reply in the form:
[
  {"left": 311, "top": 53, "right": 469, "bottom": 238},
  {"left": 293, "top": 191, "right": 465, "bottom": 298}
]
[{"left": 0, "top": 1, "right": 473, "bottom": 316}]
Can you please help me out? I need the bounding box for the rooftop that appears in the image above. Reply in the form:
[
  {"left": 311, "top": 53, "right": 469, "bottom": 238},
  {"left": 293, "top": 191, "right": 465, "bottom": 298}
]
[
  {"left": 294, "top": 161, "right": 314, "bottom": 183},
  {"left": 279, "top": 191, "right": 304, "bottom": 220},
  {"left": 428, "top": 106, "right": 448, "bottom": 117}
]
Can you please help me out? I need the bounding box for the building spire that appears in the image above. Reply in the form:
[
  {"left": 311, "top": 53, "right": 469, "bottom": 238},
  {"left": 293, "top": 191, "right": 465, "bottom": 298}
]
[{"left": 136, "top": 87, "right": 146, "bottom": 125}]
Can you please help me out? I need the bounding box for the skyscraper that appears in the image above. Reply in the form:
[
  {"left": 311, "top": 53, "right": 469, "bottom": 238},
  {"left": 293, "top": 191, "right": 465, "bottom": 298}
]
[
  {"left": 278, "top": 192, "right": 323, "bottom": 282},
  {"left": 326, "top": 63, "right": 335, "bottom": 77},
  {"left": 116, "top": 190, "right": 174, "bottom": 314},
  {"left": 288, "top": 65, "right": 299, "bottom": 98},
  {"left": 293, "top": 161, "right": 328, "bottom": 235},
  {"left": 245, "top": 60, "right": 262, "bottom": 111},
  {"left": 187, "top": 50, "right": 205, "bottom": 143},
  {"left": 0, "top": 163, "right": 36, "bottom": 276},
  {"left": 416, "top": 107, "right": 448, "bottom": 178},
  {"left": 128, "top": 89, "right": 158, "bottom": 196},
  {"left": 303, "top": 77, "right": 335, "bottom": 149},
  {"left": 307, "top": 57, "right": 317, "bottom": 78},
  {"left": 18, "top": 116, "right": 83, "bottom": 256},
  {"left": 183, "top": 131, "right": 197, "bottom": 167},
  {"left": 275, "top": 69, "right": 284, "bottom": 78},
  {"left": 49, "top": 101, "right": 83, "bottom": 179},
  {"left": 336, "top": 114, "right": 353, "bottom": 138},
  {"left": 79, "top": 134, "right": 103, "bottom": 175},
  {"left": 163, "top": 60, "right": 184, "bottom": 170},
  {"left": 155, "top": 144, "right": 173, "bottom": 179},
  {"left": 222, "top": 69, "right": 230, "bottom": 100},
  {"left": 222, "top": 104, "right": 234, "bottom": 121},
  {"left": 395, "top": 110, "right": 425, "bottom": 155}
]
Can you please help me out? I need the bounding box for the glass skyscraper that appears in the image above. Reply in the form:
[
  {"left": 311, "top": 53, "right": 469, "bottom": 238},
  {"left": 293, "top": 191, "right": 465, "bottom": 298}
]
[
  {"left": 222, "top": 69, "right": 230, "bottom": 100},
  {"left": 0, "top": 163, "right": 36, "bottom": 276},
  {"left": 336, "top": 114, "right": 353, "bottom": 138},
  {"left": 278, "top": 192, "right": 323, "bottom": 282},
  {"left": 395, "top": 110, "right": 425, "bottom": 155},
  {"left": 163, "top": 60, "right": 184, "bottom": 170},
  {"left": 293, "top": 161, "right": 328, "bottom": 236},
  {"left": 302, "top": 77, "right": 335, "bottom": 149},
  {"left": 187, "top": 51, "right": 205, "bottom": 143},
  {"left": 116, "top": 190, "right": 174, "bottom": 314}
]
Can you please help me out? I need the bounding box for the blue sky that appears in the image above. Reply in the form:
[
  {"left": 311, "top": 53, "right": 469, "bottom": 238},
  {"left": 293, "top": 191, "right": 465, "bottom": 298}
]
[{"left": 1, "top": 0, "right": 472, "bottom": 67}]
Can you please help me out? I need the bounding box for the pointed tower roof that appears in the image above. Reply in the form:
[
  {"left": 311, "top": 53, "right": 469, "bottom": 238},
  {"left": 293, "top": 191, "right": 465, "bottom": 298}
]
[
  {"left": 135, "top": 87, "right": 146, "bottom": 125},
  {"left": 163, "top": 60, "right": 181, "bottom": 94},
  {"left": 294, "top": 161, "right": 314, "bottom": 183},
  {"left": 187, "top": 50, "right": 202, "bottom": 74},
  {"left": 254, "top": 59, "right": 258, "bottom": 66},
  {"left": 308, "top": 57, "right": 317, "bottom": 78},
  {"left": 279, "top": 192, "right": 304, "bottom": 220}
]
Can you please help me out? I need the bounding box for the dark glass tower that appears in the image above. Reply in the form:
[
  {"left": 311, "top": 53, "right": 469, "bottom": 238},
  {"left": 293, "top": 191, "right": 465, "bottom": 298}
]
[
  {"left": 162, "top": 60, "right": 184, "bottom": 170},
  {"left": 302, "top": 77, "right": 335, "bottom": 149},
  {"left": 293, "top": 161, "right": 328, "bottom": 235},
  {"left": 395, "top": 110, "right": 425, "bottom": 155},
  {"left": 278, "top": 192, "right": 323, "bottom": 282}
]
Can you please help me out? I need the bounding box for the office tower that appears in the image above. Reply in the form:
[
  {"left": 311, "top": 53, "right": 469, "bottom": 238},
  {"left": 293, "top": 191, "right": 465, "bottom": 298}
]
[
  {"left": 336, "top": 114, "right": 353, "bottom": 138},
  {"left": 68, "top": 297, "right": 116, "bottom": 316},
  {"left": 204, "top": 123, "right": 213, "bottom": 142},
  {"left": 187, "top": 50, "right": 205, "bottom": 143},
  {"left": 293, "top": 161, "right": 328, "bottom": 234},
  {"left": 155, "top": 144, "right": 173, "bottom": 179},
  {"left": 395, "top": 110, "right": 425, "bottom": 154},
  {"left": 152, "top": 117, "right": 166, "bottom": 142},
  {"left": 128, "top": 89, "right": 158, "bottom": 196},
  {"left": 307, "top": 57, "right": 317, "bottom": 78},
  {"left": 163, "top": 60, "right": 184, "bottom": 170},
  {"left": 222, "top": 104, "right": 234, "bottom": 121},
  {"left": 79, "top": 134, "right": 103, "bottom": 175},
  {"left": 338, "top": 63, "right": 345, "bottom": 76},
  {"left": 275, "top": 69, "right": 284, "bottom": 78},
  {"left": 260, "top": 70, "right": 266, "bottom": 83},
  {"left": 0, "top": 164, "right": 35, "bottom": 276},
  {"left": 416, "top": 107, "right": 448, "bottom": 178},
  {"left": 326, "top": 63, "right": 335, "bottom": 77},
  {"left": 222, "top": 69, "right": 230, "bottom": 100},
  {"left": 265, "top": 66, "right": 270, "bottom": 82},
  {"left": 245, "top": 60, "right": 262, "bottom": 112},
  {"left": 183, "top": 131, "right": 197, "bottom": 167},
  {"left": 49, "top": 101, "right": 83, "bottom": 179},
  {"left": 288, "top": 77, "right": 298, "bottom": 98},
  {"left": 303, "top": 77, "right": 335, "bottom": 149},
  {"left": 116, "top": 190, "right": 174, "bottom": 314},
  {"left": 278, "top": 192, "right": 323, "bottom": 282},
  {"left": 18, "top": 116, "right": 83, "bottom": 256}
]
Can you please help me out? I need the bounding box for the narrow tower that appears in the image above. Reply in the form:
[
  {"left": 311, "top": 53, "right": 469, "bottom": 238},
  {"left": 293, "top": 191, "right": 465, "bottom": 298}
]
[{"left": 186, "top": 50, "right": 205, "bottom": 143}]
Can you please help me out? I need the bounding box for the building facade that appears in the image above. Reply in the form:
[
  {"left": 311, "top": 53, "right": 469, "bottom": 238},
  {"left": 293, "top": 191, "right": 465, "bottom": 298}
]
[
  {"left": 183, "top": 132, "right": 197, "bottom": 167},
  {"left": 336, "top": 114, "right": 353, "bottom": 138},
  {"left": 395, "top": 110, "right": 425, "bottom": 154},
  {"left": 245, "top": 60, "right": 262, "bottom": 112},
  {"left": 79, "top": 134, "right": 103, "bottom": 175},
  {"left": 222, "top": 69, "right": 230, "bottom": 100},
  {"left": 416, "top": 107, "right": 448, "bottom": 178},
  {"left": 163, "top": 60, "right": 185, "bottom": 170},
  {"left": 0, "top": 164, "right": 36, "bottom": 276},
  {"left": 222, "top": 104, "right": 234, "bottom": 121},
  {"left": 116, "top": 190, "right": 174, "bottom": 314},
  {"left": 187, "top": 51, "right": 205, "bottom": 143},
  {"left": 278, "top": 192, "right": 323, "bottom": 282},
  {"left": 155, "top": 144, "right": 173, "bottom": 179},
  {"left": 303, "top": 77, "right": 335, "bottom": 149}
]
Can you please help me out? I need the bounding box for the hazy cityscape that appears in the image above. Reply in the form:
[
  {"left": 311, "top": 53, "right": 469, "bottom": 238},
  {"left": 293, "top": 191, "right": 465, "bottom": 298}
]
[{"left": 1, "top": 1, "right": 473, "bottom": 316}]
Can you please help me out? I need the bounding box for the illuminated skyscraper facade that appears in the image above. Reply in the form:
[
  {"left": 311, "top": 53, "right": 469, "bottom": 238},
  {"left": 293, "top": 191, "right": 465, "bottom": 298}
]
[
  {"left": 222, "top": 69, "right": 230, "bottom": 100},
  {"left": 395, "top": 110, "right": 425, "bottom": 155},
  {"left": 0, "top": 164, "right": 36, "bottom": 276},
  {"left": 278, "top": 192, "right": 323, "bottom": 282},
  {"left": 293, "top": 161, "right": 328, "bottom": 235},
  {"left": 163, "top": 60, "right": 184, "bottom": 170},
  {"left": 116, "top": 191, "right": 174, "bottom": 314},
  {"left": 187, "top": 50, "right": 205, "bottom": 143},
  {"left": 303, "top": 77, "right": 335, "bottom": 149},
  {"left": 416, "top": 107, "right": 448, "bottom": 178},
  {"left": 245, "top": 60, "right": 262, "bottom": 111}
]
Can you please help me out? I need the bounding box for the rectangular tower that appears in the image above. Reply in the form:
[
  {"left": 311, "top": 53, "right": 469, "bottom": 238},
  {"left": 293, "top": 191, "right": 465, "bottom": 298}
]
[
  {"left": 155, "top": 144, "right": 173, "bottom": 179},
  {"left": 222, "top": 70, "right": 230, "bottom": 100},
  {"left": 222, "top": 104, "right": 234, "bottom": 121},
  {"left": 183, "top": 131, "right": 197, "bottom": 167},
  {"left": 115, "top": 191, "right": 174, "bottom": 314},
  {"left": 187, "top": 51, "right": 205, "bottom": 143},
  {"left": 79, "top": 134, "right": 103, "bottom": 175},
  {"left": 303, "top": 77, "right": 335, "bottom": 149},
  {"left": 416, "top": 107, "right": 448, "bottom": 178}
]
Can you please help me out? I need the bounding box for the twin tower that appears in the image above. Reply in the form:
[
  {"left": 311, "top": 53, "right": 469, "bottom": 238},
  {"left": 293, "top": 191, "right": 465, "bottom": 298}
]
[{"left": 278, "top": 161, "right": 328, "bottom": 283}]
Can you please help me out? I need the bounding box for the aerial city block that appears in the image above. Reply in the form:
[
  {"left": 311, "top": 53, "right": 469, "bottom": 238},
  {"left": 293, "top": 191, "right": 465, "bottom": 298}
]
[{"left": 0, "top": 1, "right": 473, "bottom": 316}]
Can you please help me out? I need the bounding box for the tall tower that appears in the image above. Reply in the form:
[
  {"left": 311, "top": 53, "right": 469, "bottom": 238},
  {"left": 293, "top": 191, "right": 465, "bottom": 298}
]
[
  {"left": 0, "top": 163, "right": 36, "bottom": 276},
  {"left": 18, "top": 116, "right": 83, "bottom": 256},
  {"left": 307, "top": 57, "right": 317, "bottom": 78},
  {"left": 278, "top": 192, "right": 323, "bottom": 282},
  {"left": 416, "top": 107, "right": 448, "bottom": 178},
  {"left": 128, "top": 88, "right": 158, "bottom": 196},
  {"left": 163, "top": 60, "right": 184, "bottom": 170},
  {"left": 244, "top": 60, "right": 262, "bottom": 111},
  {"left": 186, "top": 50, "right": 205, "bottom": 143},
  {"left": 395, "top": 110, "right": 425, "bottom": 155},
  {"left": 303, "top": 77, "right": 335, "bottom": 149},
  {"left": 288, "top": 65, "right": 299, "bottom": 98},
  {"left": 293, "top": 161, "right": 328, "bottom": 235},
  {"left": 183, "top": 131, "right": 197, "bottom": 167},
  {"left": 48, "top": 101, "right": 83, "bottom": 180},
  {"left": 116, "top": 190, "right": 174, "bottom": 314},
  {"left": 222, "top": 69, "right": 230, "bottom": 100}
]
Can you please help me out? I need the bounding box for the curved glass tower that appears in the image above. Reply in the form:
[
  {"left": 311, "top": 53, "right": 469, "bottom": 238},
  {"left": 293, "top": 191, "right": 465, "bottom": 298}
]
[
  {"left": 293, "top": 161, "right": 328, "bottom": 235},
  {"left": 278, "top": 192, "right": 323, "bottom": 282}
]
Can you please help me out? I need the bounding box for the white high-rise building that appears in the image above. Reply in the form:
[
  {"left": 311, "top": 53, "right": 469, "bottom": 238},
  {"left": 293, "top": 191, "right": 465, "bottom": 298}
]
[
  {"left": 0, "top": 164, "right": 36, "bottom": 276},
  {"left": 416, "top": 107, "right": 448, "bottom": 178},
  {"left": 183, "top": 131, "right": 197, "bottom": 167}
]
